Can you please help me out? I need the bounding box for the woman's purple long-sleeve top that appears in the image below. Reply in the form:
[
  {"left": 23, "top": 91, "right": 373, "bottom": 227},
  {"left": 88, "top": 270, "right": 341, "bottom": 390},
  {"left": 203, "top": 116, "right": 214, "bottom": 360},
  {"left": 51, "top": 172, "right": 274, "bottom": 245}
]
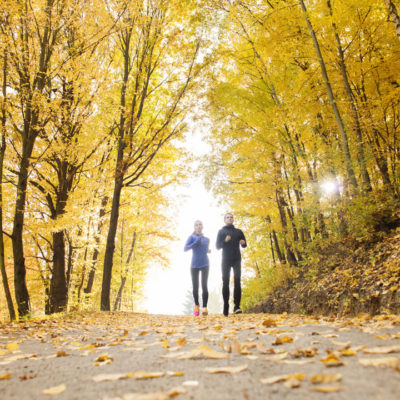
[{"left": 184, "top": 234, "right": 209, "bottom": 268}]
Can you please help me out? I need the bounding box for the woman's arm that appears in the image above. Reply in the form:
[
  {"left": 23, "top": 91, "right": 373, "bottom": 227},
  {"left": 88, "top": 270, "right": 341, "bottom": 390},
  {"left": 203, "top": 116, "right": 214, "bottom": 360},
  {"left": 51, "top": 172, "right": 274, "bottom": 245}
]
[{"left": 184, "top": 234, "right": 201, "bottom": 251}]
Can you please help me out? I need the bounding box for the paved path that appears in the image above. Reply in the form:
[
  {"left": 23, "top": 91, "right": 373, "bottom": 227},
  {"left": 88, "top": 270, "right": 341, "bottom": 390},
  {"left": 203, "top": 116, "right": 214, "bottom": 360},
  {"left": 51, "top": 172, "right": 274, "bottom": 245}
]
[{"left": 1, "top": 312, "right": 400, "bottom": 399}]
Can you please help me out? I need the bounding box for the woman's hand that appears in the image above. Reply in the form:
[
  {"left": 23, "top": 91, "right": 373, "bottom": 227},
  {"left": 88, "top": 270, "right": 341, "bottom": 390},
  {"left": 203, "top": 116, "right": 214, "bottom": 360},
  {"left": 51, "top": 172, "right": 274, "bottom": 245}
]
[{"left": 225, "top": 235, "right": 231, "bottom": 242}]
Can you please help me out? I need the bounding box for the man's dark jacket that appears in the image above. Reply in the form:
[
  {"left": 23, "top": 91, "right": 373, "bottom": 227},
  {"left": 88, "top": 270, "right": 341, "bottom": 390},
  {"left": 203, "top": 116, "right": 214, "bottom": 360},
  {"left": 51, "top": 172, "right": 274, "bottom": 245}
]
[{"left": 216, "top": 224, "right": 247, "bottom": 264}]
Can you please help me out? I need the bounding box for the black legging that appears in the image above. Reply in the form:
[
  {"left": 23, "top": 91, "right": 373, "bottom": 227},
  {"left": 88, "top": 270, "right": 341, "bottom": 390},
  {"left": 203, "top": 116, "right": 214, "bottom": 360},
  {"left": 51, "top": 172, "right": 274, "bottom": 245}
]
[{"left": 191, "top": 266, "right": 209, "bottom": 307}]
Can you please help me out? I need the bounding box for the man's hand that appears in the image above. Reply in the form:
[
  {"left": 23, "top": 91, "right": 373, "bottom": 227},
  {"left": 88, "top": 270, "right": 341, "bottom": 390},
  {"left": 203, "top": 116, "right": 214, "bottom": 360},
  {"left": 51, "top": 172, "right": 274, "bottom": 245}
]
[
  {"left": 240, "top": 239, "right": 246, "bottom": 246},
  {"left": 225, "top": 235, "right": 231, "bottom": 242}
]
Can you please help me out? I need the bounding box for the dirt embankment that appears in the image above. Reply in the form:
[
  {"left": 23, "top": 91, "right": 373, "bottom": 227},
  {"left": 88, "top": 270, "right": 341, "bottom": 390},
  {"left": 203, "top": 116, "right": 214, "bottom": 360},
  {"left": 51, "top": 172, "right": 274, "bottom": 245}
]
[{"left": 250, "top": 229, "right": 400, "bottom": 316}]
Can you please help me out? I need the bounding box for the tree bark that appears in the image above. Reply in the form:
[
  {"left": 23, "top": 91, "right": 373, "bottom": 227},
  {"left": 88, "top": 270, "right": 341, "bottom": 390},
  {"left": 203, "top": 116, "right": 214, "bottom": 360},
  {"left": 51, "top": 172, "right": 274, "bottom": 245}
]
[
  {"left": 0, "top": 51, "right": 16, "bottom": 320},
  {"left": 49, "top": 231, "right": 68, "bottom": 313},
  {"left": 327, "top": 0, "right": 372, "bottom": 192},
  {"left": 84, "top": 196, "right": 108, "bottom": 294},
  {"left": 299, "top": 0, "right": 358, "bottom": 191},
  {"left": 385, "top": 0, "right": 400, "bottom": 42}
]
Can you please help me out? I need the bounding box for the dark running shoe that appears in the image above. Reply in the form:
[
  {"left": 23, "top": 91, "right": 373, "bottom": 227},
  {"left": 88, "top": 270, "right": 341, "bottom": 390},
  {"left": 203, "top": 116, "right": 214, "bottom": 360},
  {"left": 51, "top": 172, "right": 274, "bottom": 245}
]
[{"left": 233, "top": 307, "right": 242, "bottom": 314}]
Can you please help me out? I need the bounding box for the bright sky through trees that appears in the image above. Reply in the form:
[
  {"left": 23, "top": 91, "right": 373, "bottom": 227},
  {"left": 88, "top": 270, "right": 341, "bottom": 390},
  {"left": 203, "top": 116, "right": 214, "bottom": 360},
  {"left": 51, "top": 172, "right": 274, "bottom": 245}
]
[{"left": 142, "top": 130, "right": 225, "bottom": 315}]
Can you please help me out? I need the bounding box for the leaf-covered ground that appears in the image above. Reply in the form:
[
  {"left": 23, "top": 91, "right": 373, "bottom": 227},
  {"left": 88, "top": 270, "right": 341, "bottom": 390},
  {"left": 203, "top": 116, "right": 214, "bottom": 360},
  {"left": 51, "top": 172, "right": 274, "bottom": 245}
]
[
  {"left": 251, "top": 228, "right": 400, "bottom": 316},
  {"left": 1, "top": 312, "right": 400, "bottom": 399}
]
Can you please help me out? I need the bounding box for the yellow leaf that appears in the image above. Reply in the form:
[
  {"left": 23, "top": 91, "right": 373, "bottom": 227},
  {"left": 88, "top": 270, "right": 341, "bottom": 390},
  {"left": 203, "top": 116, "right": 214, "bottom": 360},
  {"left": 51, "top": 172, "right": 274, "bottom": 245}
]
[
  {"left": 359, "top": 357, "right": 400, "bottom": 370},
  {"left": 43, "top": 384, "right": 66, "bottom": 395},
  {"left": 122, "top": 386, "right": 186, "bottom": 400},
  {"left": 273, "top": 336, "right": 293, "bottom": 345},
  {"left": 176, "top": 337, "right": 187, "bottom": 346},
  {"left": 132, "top": 371, "right": 165, "bottom": 380},
  {"left": 92, "top": 372, "right": 132, "bottom": 382},
  {"left": 5, "top": 343, "right": 19, "bottom": 351},
  {"left": 262, "top": 318, "right": 277, "bottom": 327},
  {"left": 56, "top": 350, "right": 68, "bottom": 357},
  {"left": 179, "top": 344, "right": 229, "bottom": 360},
  {"left": 204, "top": 364, "right": 248, "bottom": 374},
  {"left": 363, "top": 345, "right": 400, "bottom": 354},
  {"left": 311, "top": 386, "right": 343, "bottom": 393},
  {"left": 310, "top": 373, "right": 342, "bottom": 384},
  {"left": 320, "top": 354, "right": 345, "bottom": 367},
  {"left": 167, "top": 371, "right": 184, "bottom": 377},
  {"left": 0, "top": 373, "right": 11, "bottom": 380},
  {"left": 341, "top": 349, "right": 357, "bottom": 356},
  {"left": 162, "top": 338, "right": 170, "bottom": 348}
]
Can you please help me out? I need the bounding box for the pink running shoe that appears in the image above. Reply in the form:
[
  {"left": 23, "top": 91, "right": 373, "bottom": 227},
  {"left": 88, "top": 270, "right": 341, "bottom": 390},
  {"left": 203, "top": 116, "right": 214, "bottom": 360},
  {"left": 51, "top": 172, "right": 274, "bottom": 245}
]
[{"left": 194, "top": 305, "right": 200, "bottom": 316}]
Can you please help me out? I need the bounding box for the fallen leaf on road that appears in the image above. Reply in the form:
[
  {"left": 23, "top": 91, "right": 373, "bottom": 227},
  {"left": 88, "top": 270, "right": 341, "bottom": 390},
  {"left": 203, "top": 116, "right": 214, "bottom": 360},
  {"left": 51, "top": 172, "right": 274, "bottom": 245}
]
[
  {"left": 166, "top": 371, "right": 184, "bottom": 377},
  {"left": 121, "top": 386, "right": 186, "bottom": 400},
  {"left": 5, "top": 343, "right": 18, "bottom": 351},
  {"left": 284, "top": 378, "right": 301, "bottom": 388},
  {"left": 94, "top": 353, "right": 114, "bottom": 366},
  {"left": 310, "top": 373, "right": 342, "bottom": 384},
  {"left": 260, "top": 373, "right": 306, "bottom": 385},
  {"left": 265, "top": 352, "right": 288, "bottom": 361},
  {"left": 43, "top": 384, "right": 66, "bottom": 395},
  {"left": 132, "top": 371, "right": 165, "bottom": 380},
  {"left": 311, "top": 386, "right": 343, "bottom": 393},
  {"left": 359, "top": 357, "right": 400, "bottom": 371},
  {"left": 273, "top": 336, "right": 293, "bottom": 345},
  {"left": 0, "top": 372, "right": 11, "bottom": 379},
  {"left": 178, "top": 344, "right": 229, "bottom": 359},
  {"left": 56, "top": 350, "right": 69, "bottom": 357},
  {"left": 320, "top": 354, "right": 345, "bottom": 367},
  {"left": 182, "top": 380, "right": 199, "bottom": 386},
  {"left": 93, "top": 372, "right": 132, "bottom": 382},
  {"left": 262, "top": 318, "right": 277, "bottom": 327},
  {"left": 204, "top": 364, "right": 248, "bottom": 374},
  {"left": 176, "top": 337, "right": 187, "bottom": 346},
  {"left": 363, "top": 345, "right": 400, "bottom": 354}
]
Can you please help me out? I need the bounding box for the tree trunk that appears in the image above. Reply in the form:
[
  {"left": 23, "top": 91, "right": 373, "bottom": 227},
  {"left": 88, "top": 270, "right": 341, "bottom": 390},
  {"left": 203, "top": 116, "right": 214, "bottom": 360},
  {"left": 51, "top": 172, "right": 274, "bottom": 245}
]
[
  {"left": 49, "top": 231, "right": 68, "bottom": 313},
  {"left": 327, "top": 0, "right": 372, "bottom": 192},
  {"left": 12, "top": 148, "right": 32, "bottom": 316},
  {"left": 101, "top": 179, "right": 123, "bottom": 311},
  {"left": 385, "top": 0, "right": 400, "bottom": 42},
  {"left": 0, "top": 51, "right": 16, "bottom": 320},
  {"left": 84, "top": 197, "right": 108, "bottom": 294},
  {"left": 299, "top": 0, "right": 358, "bottom": 191}
]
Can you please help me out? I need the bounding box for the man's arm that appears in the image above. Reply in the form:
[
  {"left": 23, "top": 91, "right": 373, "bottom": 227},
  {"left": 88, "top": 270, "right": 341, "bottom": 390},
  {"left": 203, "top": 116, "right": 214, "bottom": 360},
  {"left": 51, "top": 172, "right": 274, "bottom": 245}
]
[
  {"left": 239, "top": 230, "right": 247, "bottom": 248},
  {"left": 216, "top": 230, "right": 225, "bottom": 250}
]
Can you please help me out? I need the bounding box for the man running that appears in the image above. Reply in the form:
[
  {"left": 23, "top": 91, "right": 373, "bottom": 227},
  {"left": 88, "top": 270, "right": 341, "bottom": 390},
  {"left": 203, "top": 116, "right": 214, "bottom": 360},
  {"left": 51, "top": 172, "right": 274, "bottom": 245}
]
[{"left": 216, "top": 213, "right": 247, "bottom": 316}]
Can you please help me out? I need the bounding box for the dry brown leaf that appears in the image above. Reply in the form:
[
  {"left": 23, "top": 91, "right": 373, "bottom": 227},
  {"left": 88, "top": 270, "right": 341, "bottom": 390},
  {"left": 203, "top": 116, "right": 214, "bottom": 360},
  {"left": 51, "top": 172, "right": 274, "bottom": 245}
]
[
  {"left": 122, "top": 386, "right": 186, "bottom": 400},
  {"left": 43, "top": 384, "right": 66, "bottom": 395},
  {"left": 178, "top": 344, "right": 229, "bottom": 360},
  {"left": 359, "top": 357, "right": 400, "bottom": 370},
  {"left": 93, "top": 372, "right": 132, "bottom": 382},
  {"left": 273, "top": 336, "right": 293, "bottom": 345},
  {"left": 166, "top": 371, "right": 184, "bottom": 377},
  {"left": 132, "top": 371, "right": 165, "bottom": 380},
  {"left": 5, "top": 343, "right": 19, "bottom": 351},
  {"left": 176, "top": 337, "right": 187, "bottom": 347},
  {"left": 363, "top": 345, "right": 400, "bottom": 354},
  {"left": 320, "top": 354, "right": 345, "bottom": 367},
  {"left": 260, "top": 373, "right": 306, "bottom": 385},
  {"left": 56, "top": 350, "right": 69, "bottom": 357},
  {"left": 231, "top": 339, "right": 241, "bottom": 354},
  {"left": 265, "top": 352, "right": 288, "bottom": 362},
  {"left": 341, "top": 349, "right": 357, "bottom": 356},
  {"left": 284, "top": 378, "right": 301, "bottom": 388},
  {"left": 311, "top": 386, "right": 343, "bottom": 393},
  {"left": 310, "top": 373, "right": 342, "bottom": 384},
  {"left": 204, "top": 364, "right": 248, "bottom": 374},
  {"left": 262, "top": 318, "right": 277, "bottom": 328}
]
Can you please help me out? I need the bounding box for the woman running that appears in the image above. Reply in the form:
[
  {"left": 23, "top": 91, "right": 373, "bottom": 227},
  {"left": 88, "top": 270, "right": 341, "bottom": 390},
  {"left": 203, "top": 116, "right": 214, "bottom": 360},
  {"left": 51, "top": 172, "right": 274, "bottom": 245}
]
[{"left": 184, "top": 220, "right": 210, "bottom": 316}]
